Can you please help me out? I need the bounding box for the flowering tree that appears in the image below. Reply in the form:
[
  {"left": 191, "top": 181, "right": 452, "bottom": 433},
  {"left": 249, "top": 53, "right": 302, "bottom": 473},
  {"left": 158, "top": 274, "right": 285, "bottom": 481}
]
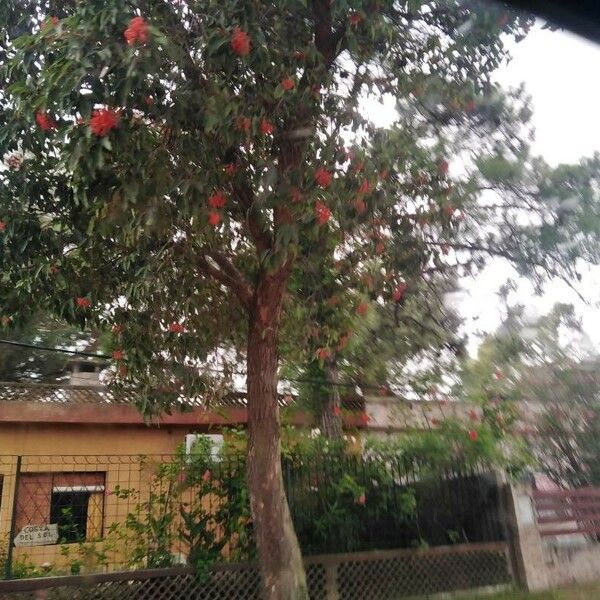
[{"left": 3, "top": 1, "right": 600, "bottom": 597}]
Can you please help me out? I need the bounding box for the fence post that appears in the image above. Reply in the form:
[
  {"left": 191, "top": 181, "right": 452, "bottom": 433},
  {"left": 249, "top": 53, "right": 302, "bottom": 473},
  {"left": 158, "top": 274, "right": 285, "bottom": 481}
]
[
  {"left": 324, "top": 563, "right": 339, "bottom": 600},
  {"left": 4, "top": 455, "right": 22, "bottom": 580}
]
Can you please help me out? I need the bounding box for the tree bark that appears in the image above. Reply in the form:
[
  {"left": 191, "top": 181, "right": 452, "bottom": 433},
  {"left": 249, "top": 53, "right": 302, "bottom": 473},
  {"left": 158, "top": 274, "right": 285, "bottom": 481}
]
[
  {"left": 321, "top": 360, "right": 343, "bottom": 439},
  {"left": 246, "top": 272, "right": 308, "bottom": 600}
]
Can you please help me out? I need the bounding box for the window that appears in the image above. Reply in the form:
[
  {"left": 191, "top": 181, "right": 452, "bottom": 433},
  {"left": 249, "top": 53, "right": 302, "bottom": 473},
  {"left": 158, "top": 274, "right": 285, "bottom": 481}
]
[
  {"left": 49, "top": 484, "right": 105, "bottom": 543},
  {"left": 16, "top": 473, "right": 105, "bottom": 544}
]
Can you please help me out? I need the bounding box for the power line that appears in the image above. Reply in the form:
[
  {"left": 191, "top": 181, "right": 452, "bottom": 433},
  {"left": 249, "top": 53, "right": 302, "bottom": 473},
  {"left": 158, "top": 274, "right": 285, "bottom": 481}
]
[
  {"left": 0, "top": 338, "right": 402, "bottom": 393},
  {"left": 0, "top": 339, "right": 110, "bottom": 359}
]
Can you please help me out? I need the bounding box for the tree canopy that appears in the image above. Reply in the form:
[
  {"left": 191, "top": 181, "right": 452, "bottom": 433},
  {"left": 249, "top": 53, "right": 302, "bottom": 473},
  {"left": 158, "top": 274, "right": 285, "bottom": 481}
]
[{"left": 3, "top": 1, "right": 600, "bottom": 596}]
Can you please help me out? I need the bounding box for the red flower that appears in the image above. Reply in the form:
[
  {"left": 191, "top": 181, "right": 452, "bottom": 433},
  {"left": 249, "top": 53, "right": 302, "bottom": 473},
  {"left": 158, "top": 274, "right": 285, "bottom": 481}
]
[
  {"left": 168, "top": 322, "right": 185, "bottom": 333},
  {"left": 356, "top": 493, "right": 366, "bottom": 506},
  {"left": 336, "top": 333, "right": 350, "bottom": 351},
  {"left": 354, "top": 198, "right": 366, "bottom": 215},
  {"left": 1, "top": 316, "right": 12, "bottom": 327},
  {"left": 358, "top": 179, "right": 370, "bottom": 195},
  {"left": 464, "top": 99, "right": 476, "bottom": 113},
  {"left": 314, "top": 200, "right": 331, "bottom": 225},
  {"left": 231, "top": 27, "right": 251, "bottom": 56},
  {"left": 235, "top": 116, "right": 251, "bottom": 132},
  {"left": 314, "top": 167, "right": 331, "bottom": 188},
  {"left": 202, "top": 469, "right": 212, "bottom": 483},
  {"left": 112, "top": 324, "right": 125, "bottom": 334},
  {"left": 51, "top": 16, "right": 59, "bottom": 26},
  {"left": 392, "top": 283, "right": 407, "bottom": 303},
  {"left": 89, "top": 108, "right": 119, "bottom": 137},
  {"left": 291, "top": 187, "right": 303, "bottom": 203},
  {"left": 36, "top": 111, "right": 56, "bottom": 131},
  {"left": 0, "top": 221, "right": 6, "bottom": 232},
  {"left": 375, "top": 242, "right": 385, "bottom": 255},
  {"left": 260, "top": 118, "right": 274, "bottom": 135},
  {"left": 144, "top": 96, "right": 154, "bottom": 106},
  {"left": 356, "top": 302, "right": 368, "bottom": 316},
  {"left": 469, "top": 430, "right": 478, "bottom": 442},
  {"left": 208, "top": 212, "right": 221, "bottom": 227},
  {"left": 281, "top": 77, "right": 295, "bottom": 91},
  {"left": 112, "top": 349, "right": 124, "bottom": 361},
  {"left": 49, "top": 263, "right": 59, "bottom": 275},
  {"left": 469, "top": 409, "right": 479, "bottom": 422},
  {"left": 349, "top": 12, "right": 363, "bottom": 26},
  {"left": 76, "top": 297, "right": 90, "bottom": 309},
  {"left": 208, "top": 191, "right": 227, "bottom": 209},
  {"left": 124, "top": 16, "right": 149, "bottom": 46},
  {"left": 224, "top": 163, "right": 236, "bottom": 177},
  {"left": 360, "top": 412, "right": 370, "bottom": 426},
  {"left": 494, "top": 368, "right": 504, "bottom": 380},
  {"left": 437, "top": 159, "right": 449, "bottom": 175},
  {"left": 317, "top": 347, "right": 330, "bottom": 361},
  {"left": 333, "top": 405, "right": 342, "bottom": 417}
]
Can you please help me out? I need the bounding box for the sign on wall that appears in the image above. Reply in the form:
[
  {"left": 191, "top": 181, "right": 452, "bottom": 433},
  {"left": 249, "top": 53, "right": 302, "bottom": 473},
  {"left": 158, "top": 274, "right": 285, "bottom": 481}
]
[{"left": 14, "top": 524, "right": 59, "bottom": 547}]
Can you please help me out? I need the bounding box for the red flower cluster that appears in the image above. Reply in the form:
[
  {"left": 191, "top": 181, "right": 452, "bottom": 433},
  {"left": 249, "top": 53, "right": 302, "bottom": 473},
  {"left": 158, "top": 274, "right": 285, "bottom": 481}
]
[
  {"left": 112, "top": 349, "right": 124, "bottom": 361},
  {"left": 356, "top": 493, "right": 366, "bottom": 506},
  {"left": 314, "top": 167, "right": 331, "bottom": 188},
  {"left": 224, "top": 163, "right": 236, "bottom": 177},
  {"left": 333, "top": 405, "right": 342, "bottom": 417},
  {"left": 89, "top": 108, "right": 120, "bottom": 137},
  {"left": 208, "top": 211, "right": 221, "bottom": 227},
  {"left": 356, "top": 302, "right": 368, "bottom": 316},
  {"left": 349, "top": 12, "right": 363, "bottom": 26},
  {"left": 124, "top": 16, "right": 149, "bottom": 45},
  {"left": 208, "top": 191, "right": 227, "bottom": 209},
  {"left": 235, "top": 116, "right": 251, "bottom": 132},
  {"left": 358, "top": 179, "right": 370, "bottom": 195},
  {"left": 36, "top": 111, "right": 56, "bottom": 131},
  {"left": 317, "top": 347, "right": 331, "bottom": 361},
  {"left": 392, "top": 282, "right": 407, "bottom": 303},
  {"left": 314, "top": 200, "right": 331, "bottom": 225},
  {"left": 202, "top": 469, "right": 212, "bottom": 483},
  {"left": 359, "top": 412, "right": 369, "bottom": 426},
  {"left": 281, "top": 77, "right": 295, "bottom": 91},
  {"left": 494, "top": 368, "right": 504, "bottom": 380},
  {"left": 469, "top": 430, "right": 478, "bottom": 442},
  {"left": 260, "top": 118, "right": 274, "bottom": 135},
  {"left": 49, "top": 264, "right": 59, "bottom": 275},
  {"left": 76, "top": 297, "right": 90, "bottom": 309},
  {"left": 231, "top": 27, "right": 251, "bottom": 56},
  {"left": 0, "top": 221, "right": 6, "bottom": 232},
  {"left": 168, "top": 322, "right": 185, "bottom": 333}
]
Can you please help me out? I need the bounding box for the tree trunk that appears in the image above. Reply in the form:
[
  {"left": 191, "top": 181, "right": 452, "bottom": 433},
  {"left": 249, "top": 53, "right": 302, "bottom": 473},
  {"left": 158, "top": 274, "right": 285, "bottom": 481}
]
[
  {"left": 246, "top": 275, "right": 308, "bottom": 600},
  {"left": 321, "top": 360, "right": 343, "bottom": 439}
]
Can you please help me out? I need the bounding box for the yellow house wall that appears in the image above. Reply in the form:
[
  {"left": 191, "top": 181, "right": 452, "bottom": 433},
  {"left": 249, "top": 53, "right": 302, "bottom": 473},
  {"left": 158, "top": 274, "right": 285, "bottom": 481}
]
[{"left": 0, "top": 422, "right": 212, "bottom": 574}]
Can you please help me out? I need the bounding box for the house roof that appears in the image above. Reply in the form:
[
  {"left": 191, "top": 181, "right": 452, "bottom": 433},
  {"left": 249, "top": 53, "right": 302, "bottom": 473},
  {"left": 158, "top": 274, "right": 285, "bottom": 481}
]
[{"left": 0, "top": 382, "right": 366, "bottom": 427}]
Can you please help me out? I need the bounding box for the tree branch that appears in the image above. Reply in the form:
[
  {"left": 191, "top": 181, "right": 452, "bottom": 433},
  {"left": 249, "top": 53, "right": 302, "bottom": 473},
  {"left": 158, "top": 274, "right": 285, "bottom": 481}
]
[{"left": 197, "top": 254, "right": 253, "bottom": 309}]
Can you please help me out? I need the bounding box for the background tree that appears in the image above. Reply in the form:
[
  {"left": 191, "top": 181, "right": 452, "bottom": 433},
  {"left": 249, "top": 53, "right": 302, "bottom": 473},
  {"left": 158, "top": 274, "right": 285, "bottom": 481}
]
[
  {"left": 455, "top": 300, "right": 600, "bottom": 486},
  {"left": 2, "top": 2, "right": 600, "bottom": 597},
  {"left": 0, "top": 312, "right": 90, "bottom": 382}
]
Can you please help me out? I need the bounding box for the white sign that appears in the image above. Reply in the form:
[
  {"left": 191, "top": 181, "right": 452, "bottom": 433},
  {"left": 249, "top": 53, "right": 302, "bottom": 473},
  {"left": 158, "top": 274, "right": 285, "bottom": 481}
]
[{"left": 14, "top": 524, "right": 59, "bottom": 547}]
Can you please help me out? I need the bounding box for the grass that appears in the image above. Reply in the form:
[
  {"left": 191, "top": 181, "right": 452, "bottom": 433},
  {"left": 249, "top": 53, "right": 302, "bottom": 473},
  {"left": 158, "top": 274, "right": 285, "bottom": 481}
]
[{"left": 463, "top": 583, "right": 600, "bottom": 599}]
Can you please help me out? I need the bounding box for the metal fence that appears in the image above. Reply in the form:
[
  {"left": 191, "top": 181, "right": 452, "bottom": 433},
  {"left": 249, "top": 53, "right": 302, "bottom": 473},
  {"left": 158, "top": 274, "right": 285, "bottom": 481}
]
[
  {"left": 0, "top": 453, "right": 506, "bottom": 583},
  {"left": 0, "top": 543, "right": 513, "bottom": 599}
]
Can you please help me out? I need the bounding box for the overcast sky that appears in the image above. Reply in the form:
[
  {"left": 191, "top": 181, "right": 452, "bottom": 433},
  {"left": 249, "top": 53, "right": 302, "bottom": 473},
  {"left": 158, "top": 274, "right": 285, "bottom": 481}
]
[{"left": 455, "top": 23, "right": 600, "bottom": 354}]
